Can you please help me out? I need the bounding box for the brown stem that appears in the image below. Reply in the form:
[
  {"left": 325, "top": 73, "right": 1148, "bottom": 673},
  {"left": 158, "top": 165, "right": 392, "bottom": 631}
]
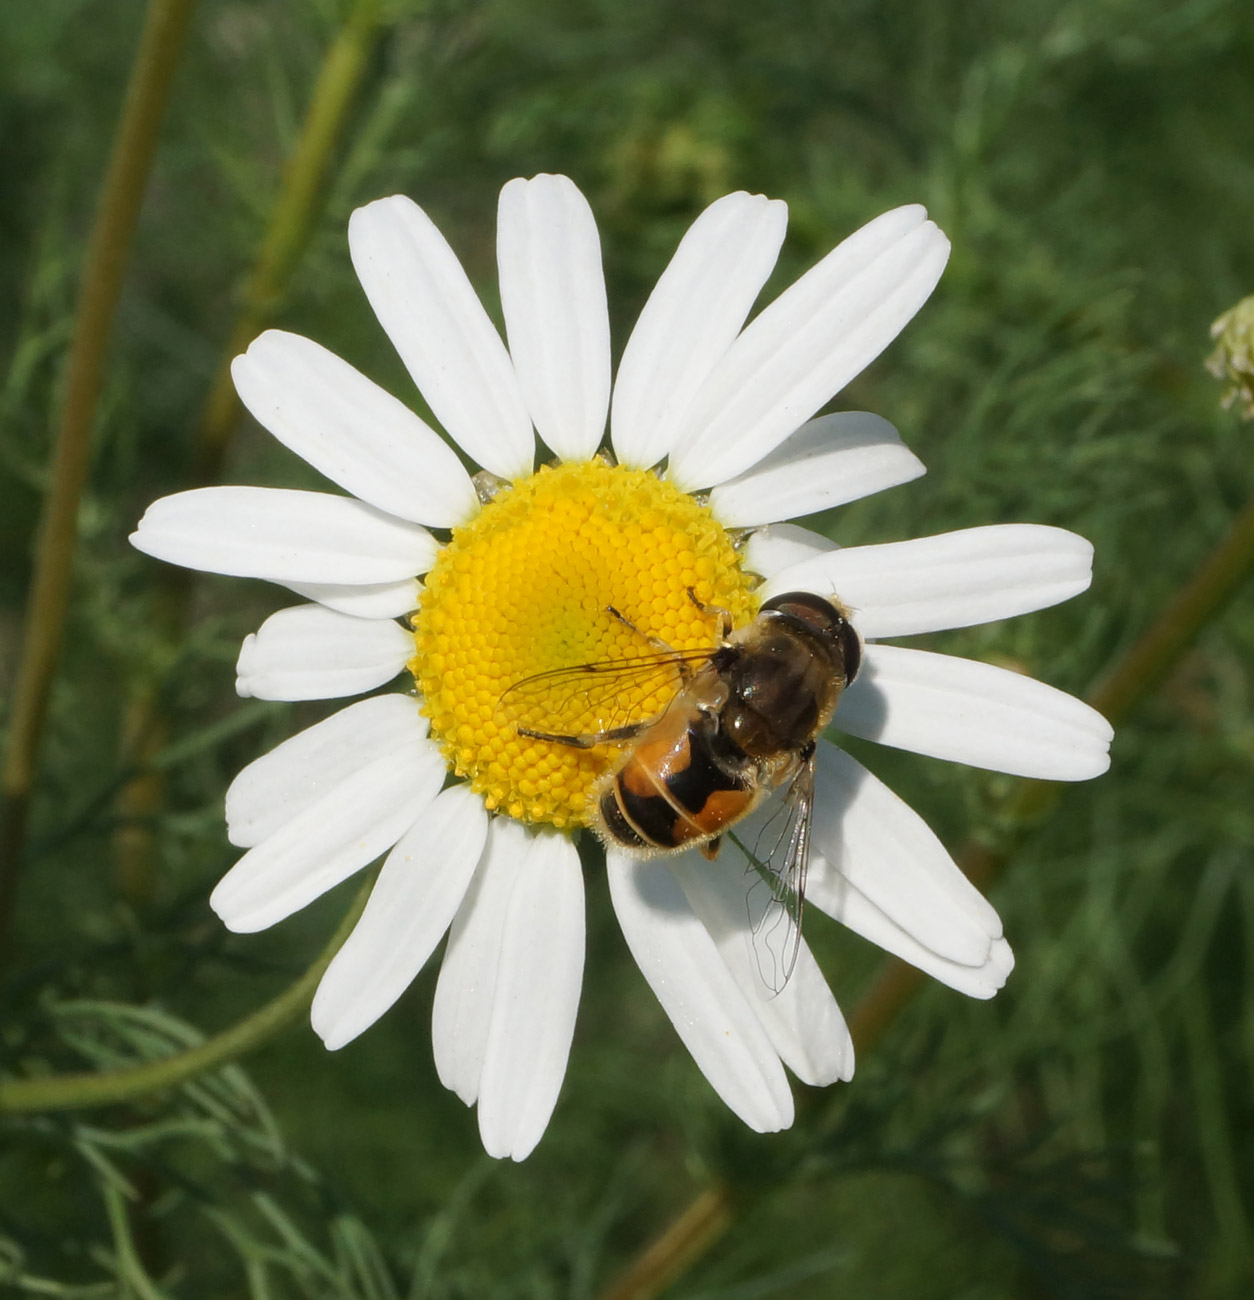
[
  {"left": 0, "top": 0, "right": 198, "bottom": 953},
  {"left": 595, "top": 1189, "right": 735, "bottom": 1300},
  {"left": 112, "top": 0, "right": 385, "bottom": 908},
  {"left": 1086, "top": 495, "right": 1254, "bottom": 725}
]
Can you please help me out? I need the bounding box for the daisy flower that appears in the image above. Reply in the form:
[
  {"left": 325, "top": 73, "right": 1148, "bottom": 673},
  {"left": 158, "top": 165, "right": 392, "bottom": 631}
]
[{"left": 131, "top": 175, "right": 1112, "bottom": 1159}]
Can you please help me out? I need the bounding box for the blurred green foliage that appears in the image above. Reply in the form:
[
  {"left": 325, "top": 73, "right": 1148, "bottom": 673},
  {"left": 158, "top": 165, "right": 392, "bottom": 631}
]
[{"left": 2, "top": 0, "right": 1253, "bottom": 1295}]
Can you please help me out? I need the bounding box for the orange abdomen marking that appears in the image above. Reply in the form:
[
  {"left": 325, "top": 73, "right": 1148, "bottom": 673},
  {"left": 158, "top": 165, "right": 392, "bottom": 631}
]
[
  {"left": 679, "top": 786, "right": 757, "bottom": 841},
  {"left": 600, "top": 707, "right": 755, "bottom": 852}
]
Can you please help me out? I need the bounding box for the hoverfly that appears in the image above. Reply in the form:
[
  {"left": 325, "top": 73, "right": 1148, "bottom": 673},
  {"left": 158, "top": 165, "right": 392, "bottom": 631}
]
[{"left": 500, "top": 590, "right": 861, "bottom": 990}]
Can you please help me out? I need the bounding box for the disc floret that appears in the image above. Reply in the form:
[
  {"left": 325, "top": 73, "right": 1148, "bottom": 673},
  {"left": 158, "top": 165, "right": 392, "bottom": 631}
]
[{"left": 411, "top": 460, "right": 757, "bottom": 828}]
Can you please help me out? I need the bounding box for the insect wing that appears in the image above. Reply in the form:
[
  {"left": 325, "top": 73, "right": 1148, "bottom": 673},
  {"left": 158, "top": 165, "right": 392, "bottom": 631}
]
[
  {"left": 498, "top": 649, "right": 713, "bottom": 747},
  {"left": 733, "top": 751, "right": 816, "bottom": 995}
]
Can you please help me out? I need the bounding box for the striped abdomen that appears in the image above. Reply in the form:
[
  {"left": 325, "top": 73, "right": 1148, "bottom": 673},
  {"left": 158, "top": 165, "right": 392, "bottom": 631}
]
[{"left": 594, "top": 700, "right": 762, "bottom": 854}]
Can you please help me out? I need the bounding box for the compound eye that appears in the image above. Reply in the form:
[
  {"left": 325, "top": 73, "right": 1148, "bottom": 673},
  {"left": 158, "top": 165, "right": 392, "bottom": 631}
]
[
  {"left": 838, "top": 617, "right": 862, "bottom": 685},
  {"left": 760, "top": 591, "right": 842, "bottom": 629}
]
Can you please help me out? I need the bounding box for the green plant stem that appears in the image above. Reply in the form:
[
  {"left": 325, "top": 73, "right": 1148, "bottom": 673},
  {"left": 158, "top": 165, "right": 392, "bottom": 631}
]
[
  {"left": 193, "top": 0, "right": 382, "bottom": 483},
  {"left": 114, "top": 0, "right": 385, "bottom": 908},
  {"left": 594, "top": 489, "right": 1254, "bottom": 1300},
  {"left": 0, "top": 877, "right": 370, "bottom": 1114},
  {"left": 0, "top": 0, "right": 198, "bottom": 949}
]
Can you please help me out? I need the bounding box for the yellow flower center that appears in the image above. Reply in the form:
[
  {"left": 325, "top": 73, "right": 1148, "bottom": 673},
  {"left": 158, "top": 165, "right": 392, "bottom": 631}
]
[{"left": 411, "top": 459, "right": 757, "bottom": 829}]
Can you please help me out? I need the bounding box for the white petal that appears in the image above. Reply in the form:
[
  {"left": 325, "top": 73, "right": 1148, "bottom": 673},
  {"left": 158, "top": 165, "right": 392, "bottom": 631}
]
[
  {"left": 806, "top": 743, "right": 1001, "bottom": 965},
  {"left": 235, "top": 604, "right": 413, "bottom": 701},
  {"left": 210, "top": 739, "right": 445, "bottom": 933},
  {"left": 349, "top": 195, "right": 534, "bottom": 480},
  {"left": 765, "top": 525, "right": 1093, "bottom": 638},
  {"left": 431, "top": 817, "right": 525, "bottom": 1105},
  {"left": 231, "top": 330, "right": 479, "bottom": 527},
  {"left": 225, "top": 694, "right": 426, "bottom": 848},
  {"left": 281, "top": 577, "right": 420, "bottom": 620},
  {"left": 837, "top": 644, "right": 1113, "bottom": 780},
  {"left": 811, "top": 859, "right": 1015, "bottom": 999},
  {"left": 130, "top": 487, "right": 437, "bottom": 585},
  {"left": 668, "top": 207, "right": 950, "bottom": 490},
  {"left": 498, "top": 175, "right": 610, "bottom": 462},
  {"left": 670, "top": 853, "right": 854, "bottom": 1086},
  {"left": 478, "top": 831, "right": 585, "bottom": 1161},
  {"left": 606, "top": 851, "right": 794, "bottom": 1132},
  {"left": 743, "top": 522, "right": 839, "bottom": 581},
  {"left": 611, "top": 192, "right": 788, "bottom": 469},
  {"left": 709, "top": 412, "right": 924, "bottom": 527},
  {"left": 311, "top": 785, "right": 488, "bottom": 1050}
]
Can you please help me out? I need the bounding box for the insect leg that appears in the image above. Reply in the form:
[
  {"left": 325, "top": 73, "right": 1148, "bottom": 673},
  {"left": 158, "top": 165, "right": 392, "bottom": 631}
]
[
  {"left": 518, "top": 721, "right": 649, "bottom": 749},
  {"left": 604, "top": 605, "right": 699, "bottom": 685},
  {"left": 604, "top": 604, "right": 679, "bottom": 656},
  {"left": 685, "top": 586, "right": 733, "bottom": 640}
]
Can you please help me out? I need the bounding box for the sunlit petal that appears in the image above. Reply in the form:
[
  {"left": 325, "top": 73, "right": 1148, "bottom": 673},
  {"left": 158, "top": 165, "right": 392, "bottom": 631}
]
[
  {"left": 232, "top": 329, "right": 479, "bottom": 527},
  {"left": 838, "top": 644, "right": 1113, "bottom": 780},
  {"left": 234, "top": 604, "right": 412, "bottom": 701},
  {"left": 350, "top": 195, "right": 535, "bottom": 480},
  {"left": 498, "top": 175, "right": 610, "bottom": 462},
  {"left": 131, "top": 487, "right": 436, "bottom": 585},
  {"left": 612, "top": 191, "right": 787, "bottom": 469},
  {"left": 668, "top": 207, "right": 949, "bottom": 489},
  {"left": 478, "top": 831, "right": 585, "bottom": 1160},
  {"left": 710, "top": 412, "right": 924, "bottom": 527},
  {"left": 312, "top": 786, "right": 489, "bottom": 1050},
  {"left": 766, "top": 524, "right": 1093, "bottom": 637},
  {"left": 606, "top": 851, "right": 794, "bottom": 1132}
]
